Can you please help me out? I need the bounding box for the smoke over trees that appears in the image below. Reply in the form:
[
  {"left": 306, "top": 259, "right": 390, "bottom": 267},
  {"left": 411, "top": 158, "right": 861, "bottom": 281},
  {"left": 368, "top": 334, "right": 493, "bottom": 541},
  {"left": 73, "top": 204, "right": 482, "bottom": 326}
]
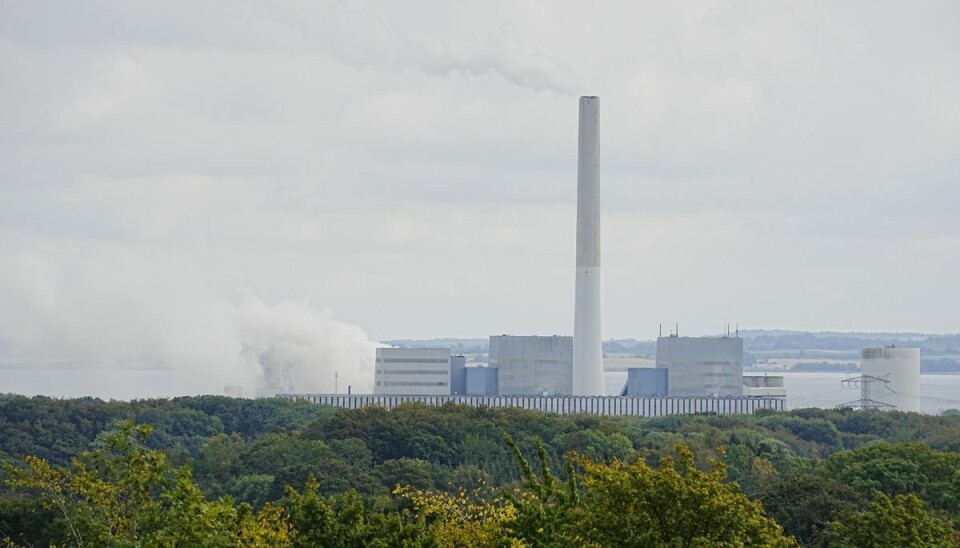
[{"left": 0, "top": 247, "right": 377, "bottom": 398}]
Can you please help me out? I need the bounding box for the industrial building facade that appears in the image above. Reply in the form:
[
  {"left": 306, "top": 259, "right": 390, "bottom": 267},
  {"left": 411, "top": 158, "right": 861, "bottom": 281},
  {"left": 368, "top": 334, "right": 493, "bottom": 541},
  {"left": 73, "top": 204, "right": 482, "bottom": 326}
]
[
  {"left": 490, "top": 335, "right": 573, "bottom": 395},
  {"left": 450, "top": 355, "right": 467, "bottom": 395},
  {"left": 374, "top": 347, "right": 451, "bottom": 395},
  {"left": 656, "top": 336, "right": 744, "bottom": 397},
  {"left": 465, "top": 366, "right": 498, "bottom": 395},
  {"left": 622, "top": 368, "right": 669, "bottom": 396}
]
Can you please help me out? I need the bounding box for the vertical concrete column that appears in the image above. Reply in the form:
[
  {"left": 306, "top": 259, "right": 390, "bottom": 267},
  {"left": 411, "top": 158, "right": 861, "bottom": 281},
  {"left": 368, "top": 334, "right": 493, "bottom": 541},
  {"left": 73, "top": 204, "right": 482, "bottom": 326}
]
[{"left": 573, "top": 96, "right": 605, "bottom": 395}]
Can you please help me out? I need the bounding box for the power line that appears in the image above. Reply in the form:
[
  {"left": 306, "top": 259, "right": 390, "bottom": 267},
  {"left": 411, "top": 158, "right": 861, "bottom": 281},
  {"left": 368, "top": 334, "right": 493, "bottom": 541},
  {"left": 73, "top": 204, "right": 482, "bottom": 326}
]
[{"left": 838, "top": 374, "right": 896, "bottom": 411}]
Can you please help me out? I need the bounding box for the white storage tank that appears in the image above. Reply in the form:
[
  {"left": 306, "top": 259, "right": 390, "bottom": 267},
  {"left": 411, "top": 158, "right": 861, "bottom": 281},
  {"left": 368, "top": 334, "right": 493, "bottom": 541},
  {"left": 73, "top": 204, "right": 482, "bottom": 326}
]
[{"left": 861, "top": 347, "right": 920, "bottom": 412}]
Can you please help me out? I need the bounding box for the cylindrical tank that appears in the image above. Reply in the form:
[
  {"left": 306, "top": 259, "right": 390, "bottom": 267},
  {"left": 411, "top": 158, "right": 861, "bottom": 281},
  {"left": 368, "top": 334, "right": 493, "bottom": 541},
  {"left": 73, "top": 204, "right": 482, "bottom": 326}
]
[{"left": 861, "top": 347, "right": 920, "bottom": 412}]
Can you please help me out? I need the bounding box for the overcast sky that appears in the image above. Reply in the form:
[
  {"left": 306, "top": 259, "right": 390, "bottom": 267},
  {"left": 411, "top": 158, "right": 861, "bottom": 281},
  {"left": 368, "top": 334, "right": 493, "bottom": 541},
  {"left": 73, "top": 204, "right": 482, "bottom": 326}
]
[{"left": 2, "top": 0, "right": 959, "bottom": 358}]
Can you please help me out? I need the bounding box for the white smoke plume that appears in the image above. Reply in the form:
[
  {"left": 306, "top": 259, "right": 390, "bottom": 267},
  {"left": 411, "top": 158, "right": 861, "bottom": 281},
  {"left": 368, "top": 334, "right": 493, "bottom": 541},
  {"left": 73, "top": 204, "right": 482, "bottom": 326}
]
[
  {"left": 0, "top": 241, "right": 377, "bottom": 399},
  {"left": 233, "top": 290, "right": 379, "bottom": 396},
  {"left": 270, "top": 4, "right": 579, "bottom": 95}
]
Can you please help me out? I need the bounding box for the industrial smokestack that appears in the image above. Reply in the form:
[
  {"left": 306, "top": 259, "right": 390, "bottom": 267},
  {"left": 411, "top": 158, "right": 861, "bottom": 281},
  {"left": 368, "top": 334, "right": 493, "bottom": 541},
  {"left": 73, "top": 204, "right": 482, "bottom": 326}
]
[{"left": 572, "top": 96, "right": 605, "bottom": 395}]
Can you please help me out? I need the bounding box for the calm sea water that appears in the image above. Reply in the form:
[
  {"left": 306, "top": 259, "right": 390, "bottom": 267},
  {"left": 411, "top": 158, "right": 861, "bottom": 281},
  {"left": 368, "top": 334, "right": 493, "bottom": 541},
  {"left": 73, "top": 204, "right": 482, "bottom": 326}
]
[
  {"left": 4, "top": 370, "right": 960, "bottom": 414},
  {"left": 604, "top": 371, "right": 960, "bottom": 415},
  {"left": 0, "top": 369, "right": 196, "bottom": 400},
  {"left": 780, "top": 371, "right": 960, "bottom": 414}
]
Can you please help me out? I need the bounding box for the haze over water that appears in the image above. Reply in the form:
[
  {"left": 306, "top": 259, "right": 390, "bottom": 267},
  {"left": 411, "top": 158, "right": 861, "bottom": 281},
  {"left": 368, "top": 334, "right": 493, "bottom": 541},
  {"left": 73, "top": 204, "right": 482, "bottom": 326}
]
[
  {"left": 5, "top": 368, "right": 957, "bottom": 415},
  {"left": 601, "top": 371, "right": 960, "bottom": 415},
  {"left": 780, "top": 372, "right": 960, "bottom": 414}
]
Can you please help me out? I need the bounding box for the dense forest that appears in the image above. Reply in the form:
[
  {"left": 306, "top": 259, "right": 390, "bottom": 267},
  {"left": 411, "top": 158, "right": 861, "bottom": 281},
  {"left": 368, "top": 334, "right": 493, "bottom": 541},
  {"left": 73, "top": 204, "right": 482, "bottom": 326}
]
[{"left": 2, "top": 394, "right": 959, "bottom": 546}]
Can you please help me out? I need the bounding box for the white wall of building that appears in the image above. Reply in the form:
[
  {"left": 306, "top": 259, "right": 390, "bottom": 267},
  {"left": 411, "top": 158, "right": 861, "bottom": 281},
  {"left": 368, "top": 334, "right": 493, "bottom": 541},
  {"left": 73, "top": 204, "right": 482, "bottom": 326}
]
[
  {"left": 374, "top": 347, "right": 451, "bottom": 395},
  {"left": 490, "top": 335, "right": 573, "bottom": 395},
  {"left": 861, "top": 347, "right": 920, "bottom": 412},
  {"left": 656, "top": 336, "right": 743, "bottom": 397}
]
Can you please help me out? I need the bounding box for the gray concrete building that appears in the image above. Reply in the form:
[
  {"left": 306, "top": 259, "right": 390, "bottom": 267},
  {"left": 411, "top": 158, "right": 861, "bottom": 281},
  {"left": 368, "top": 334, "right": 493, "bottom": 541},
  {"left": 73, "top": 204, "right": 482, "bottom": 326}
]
[
  {"left": 450, "top": 355, "right": 467, "bottom": 395},
  {"left": 465, "top": 366, "right": 498, "bottom": 395},
  {"left": 621, "top": 368, "right": 669, "bottom": 396},
  {"left": 656, "top": 336, "right": 743, "bottom": 397},
  {"left": 374, "top": 347, "right": 451, "bottom": 395},
  {"left": 489, "top": 335, "right": 573, "bottom": 395}
]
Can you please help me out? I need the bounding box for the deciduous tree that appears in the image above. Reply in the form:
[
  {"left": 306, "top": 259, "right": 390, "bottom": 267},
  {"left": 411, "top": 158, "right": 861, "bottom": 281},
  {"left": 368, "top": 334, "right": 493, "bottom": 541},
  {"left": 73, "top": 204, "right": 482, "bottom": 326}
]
[{"left": 825, "top": 492, "right": 957, "bottom": 548}]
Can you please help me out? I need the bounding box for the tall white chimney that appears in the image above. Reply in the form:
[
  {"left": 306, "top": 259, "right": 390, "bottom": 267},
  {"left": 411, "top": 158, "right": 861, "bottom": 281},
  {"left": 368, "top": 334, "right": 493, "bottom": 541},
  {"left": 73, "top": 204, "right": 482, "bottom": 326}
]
[{"left": 572, "top": 96, "right": 605, "bottom": 395}]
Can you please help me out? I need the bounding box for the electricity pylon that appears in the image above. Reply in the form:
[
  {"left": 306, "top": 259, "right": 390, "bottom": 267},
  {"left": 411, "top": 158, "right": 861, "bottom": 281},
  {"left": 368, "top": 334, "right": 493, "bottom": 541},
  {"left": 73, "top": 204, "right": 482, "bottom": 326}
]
[{"left": 838, "top": 374, "right": 896, "bottom": 411}]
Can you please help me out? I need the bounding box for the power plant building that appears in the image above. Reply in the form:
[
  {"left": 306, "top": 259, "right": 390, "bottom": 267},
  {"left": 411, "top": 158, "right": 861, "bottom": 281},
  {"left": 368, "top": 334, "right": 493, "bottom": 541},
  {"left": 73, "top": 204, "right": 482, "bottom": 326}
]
[
  {"left": 621, "top": 368, "right": 669, "bottom": 396},
  {"left": 465, "top": 366, "right": 499, "bottom": 395},
  {"left": 861, "top": 347, "right": 920, "bottom": 412},
  {"left": 374, "top": 347, "right": 451, "bottom": 395},
  {"left": 283, "top": 96, "right": 790, "bottom": 418},
  {"left": 450, "top": 355, "right": 467, "bottom": 395},
  {"left": 656, "top": 336, "right": 743, "bottom": 397},
  {"left": 490, "top": 335, "right": 573, "bottom": 395}
]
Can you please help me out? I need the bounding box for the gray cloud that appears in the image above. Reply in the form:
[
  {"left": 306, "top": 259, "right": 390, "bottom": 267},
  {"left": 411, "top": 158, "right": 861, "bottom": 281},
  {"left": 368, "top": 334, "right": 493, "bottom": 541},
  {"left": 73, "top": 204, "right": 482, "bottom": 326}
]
[
  {"left": 268, "top": 3, "right": 579, "bottom": 94},
  {"left": 1, "top": 1, "right": 959, "bottom": 398}
]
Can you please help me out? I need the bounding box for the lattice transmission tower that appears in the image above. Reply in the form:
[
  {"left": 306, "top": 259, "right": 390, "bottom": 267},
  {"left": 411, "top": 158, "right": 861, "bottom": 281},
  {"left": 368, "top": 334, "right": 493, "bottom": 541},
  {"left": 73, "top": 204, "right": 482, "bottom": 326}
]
[{"left": 838, "top": 374, "right": 896, "bottom": 411}]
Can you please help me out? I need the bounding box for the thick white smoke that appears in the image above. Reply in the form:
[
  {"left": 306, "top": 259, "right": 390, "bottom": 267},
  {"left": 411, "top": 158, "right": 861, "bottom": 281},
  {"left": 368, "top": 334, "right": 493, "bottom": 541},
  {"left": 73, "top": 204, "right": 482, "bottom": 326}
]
[
  {"left": 0, "top": 241, "right": 377, "bottom": 399},
  {"left": 233, "top": 289, "right": 378, "bottom": 396}
]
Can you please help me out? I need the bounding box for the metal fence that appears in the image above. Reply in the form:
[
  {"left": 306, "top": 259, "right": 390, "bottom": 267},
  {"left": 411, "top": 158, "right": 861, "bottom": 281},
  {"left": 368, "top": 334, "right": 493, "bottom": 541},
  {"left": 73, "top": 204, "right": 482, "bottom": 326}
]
[{"left": 276, "top": 393, "right": 784, "bottom": 417}]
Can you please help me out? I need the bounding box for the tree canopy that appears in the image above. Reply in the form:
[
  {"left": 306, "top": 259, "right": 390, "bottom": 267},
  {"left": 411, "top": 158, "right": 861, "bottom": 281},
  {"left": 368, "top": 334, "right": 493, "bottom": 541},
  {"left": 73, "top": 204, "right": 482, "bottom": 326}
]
[{"left": 1, "top": 395, "right": 959, "bottom": 546}]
